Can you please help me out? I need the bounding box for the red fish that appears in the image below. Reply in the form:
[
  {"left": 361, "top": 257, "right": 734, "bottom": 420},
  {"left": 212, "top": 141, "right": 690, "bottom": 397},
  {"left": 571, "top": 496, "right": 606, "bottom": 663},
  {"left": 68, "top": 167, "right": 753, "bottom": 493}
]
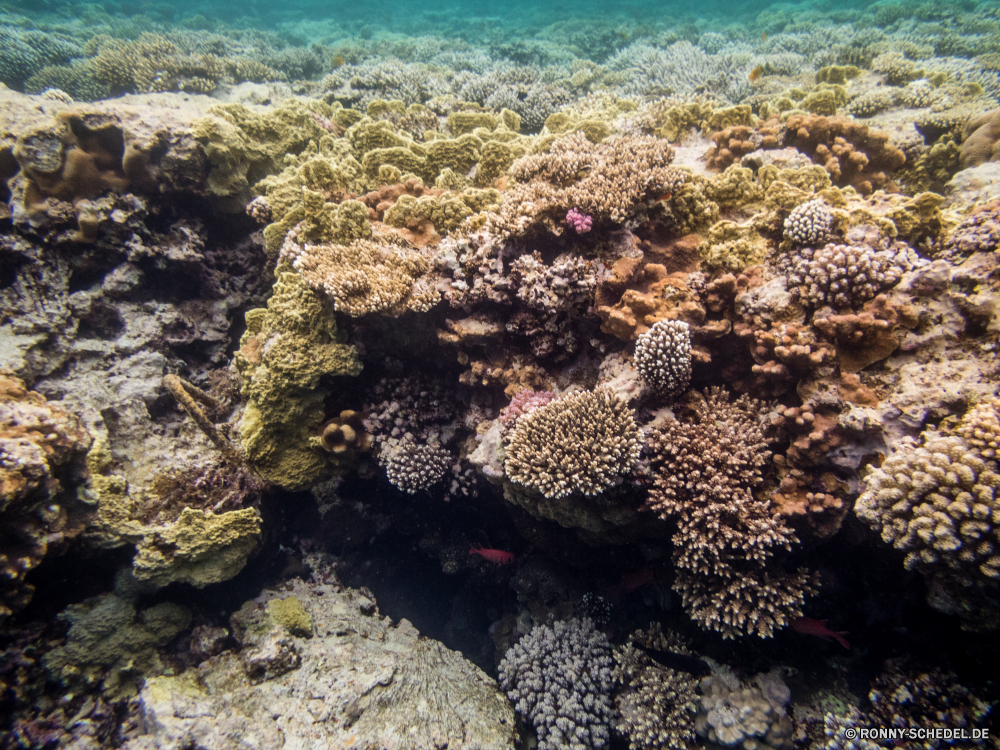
[
  {"left": 469, "top": 545, "right": 515, "bottom": 565},
  {"left": 792, "top": 617, "right": 850, "bottom": 650},
  {"left": 606, "top": 565, "right": 655, "bottom": 597}
]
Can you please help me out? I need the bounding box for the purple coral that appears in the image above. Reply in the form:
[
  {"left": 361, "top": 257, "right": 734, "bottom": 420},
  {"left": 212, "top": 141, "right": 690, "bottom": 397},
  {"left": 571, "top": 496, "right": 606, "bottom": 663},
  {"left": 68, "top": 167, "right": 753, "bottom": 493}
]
[
  {"left": 566, "top": 208, "right": 593, "bottom": 234},
  {"left": 499, "top": 390, "right": 556, "bottom": 431}
]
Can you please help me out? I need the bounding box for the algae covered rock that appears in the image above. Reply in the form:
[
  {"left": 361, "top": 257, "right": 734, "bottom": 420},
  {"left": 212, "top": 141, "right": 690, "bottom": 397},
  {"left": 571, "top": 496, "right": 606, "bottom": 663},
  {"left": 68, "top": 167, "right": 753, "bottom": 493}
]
[{"left": 125, "top": 576, "right": 519, "bottom": 750}]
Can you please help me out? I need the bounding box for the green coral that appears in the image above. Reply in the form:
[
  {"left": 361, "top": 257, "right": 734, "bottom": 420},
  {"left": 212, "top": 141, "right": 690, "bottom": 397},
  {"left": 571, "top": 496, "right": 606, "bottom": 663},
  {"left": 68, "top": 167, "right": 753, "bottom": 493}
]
[
  {"left": 761, "top": 165, "right": 837, "bottom": 210},
  {"left": 815, "top": 65, "right": 862, "bottom": 85},
  {"left": 801, "top": 85, "right": 849, "bottom": 116},
  {"left": 131, "top": 508, "right": 262, "bottom": 589},
  {"left": 385, "top": 193, "right": 473, "bottom": 231},
  {"left": 424, "top": 134, "right": 483, "bottom": 182},
  {"left": 705, "top": 105, "right": 755, "bottom": 132},
  {"left": 266, "top": 596, "right": 314, "bottom": 637},
  {"left": 699, "top": 220, "right": 767, "bottom": 271},
  {"left": 43, "top": 576, "right": 191, "bottom": 699},
  {"left": 361, "top": 145, "right": 425, "bottom": 180},
  {"left": 192, "top": 100, "right": 331, "bottom": 207},
  {"left": 236, "top": 272, "right": 362, "bottom": 490},
  {"left": 448, "top": 111, "right": 499, "bottom": 136},
  {"left": 705, "top": 165, "right": 763, "bottom": 207},
  {"left": 888, "top": 192, "right": 945, "bottom": 248}
]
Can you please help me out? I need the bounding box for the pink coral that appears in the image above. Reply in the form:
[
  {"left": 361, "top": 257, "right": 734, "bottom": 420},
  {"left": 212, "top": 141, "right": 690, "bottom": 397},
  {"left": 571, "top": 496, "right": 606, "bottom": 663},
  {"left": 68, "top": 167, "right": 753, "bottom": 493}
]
[
  {"left": 499, "top": 390, "right": 556, "bottom": 430},
  {"left": 566, "top": 208, "right": 593, "bottom": 234}
]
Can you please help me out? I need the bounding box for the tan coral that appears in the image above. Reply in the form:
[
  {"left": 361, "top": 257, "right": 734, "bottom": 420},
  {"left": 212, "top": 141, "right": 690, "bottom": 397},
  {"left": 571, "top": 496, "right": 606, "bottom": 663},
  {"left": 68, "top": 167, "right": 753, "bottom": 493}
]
[{"left": 281, "top": 230, "right": 440, "bottom": 316}]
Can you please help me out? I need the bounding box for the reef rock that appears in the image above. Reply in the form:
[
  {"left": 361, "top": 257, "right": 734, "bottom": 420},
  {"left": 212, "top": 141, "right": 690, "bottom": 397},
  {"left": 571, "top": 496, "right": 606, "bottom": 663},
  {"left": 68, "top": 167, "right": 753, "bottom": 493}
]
[{"left": 123, "top": 575, "right": 519, "bottom": 750}]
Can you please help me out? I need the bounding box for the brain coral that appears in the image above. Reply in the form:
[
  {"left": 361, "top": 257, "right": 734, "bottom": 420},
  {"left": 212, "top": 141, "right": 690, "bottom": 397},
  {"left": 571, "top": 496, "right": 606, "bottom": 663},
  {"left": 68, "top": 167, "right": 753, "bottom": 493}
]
[
  {"left": 499, "top": 618, "right": 614, "bottom": 750},
  {"left": 504, "top": 389, "right": 641, "bottom": 500}
]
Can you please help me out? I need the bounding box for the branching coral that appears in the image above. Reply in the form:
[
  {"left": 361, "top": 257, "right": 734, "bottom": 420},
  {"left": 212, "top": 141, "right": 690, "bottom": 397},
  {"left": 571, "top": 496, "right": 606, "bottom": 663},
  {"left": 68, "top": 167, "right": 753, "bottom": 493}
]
[
  {"left": 504, "top": 389, "right": 641, "bottom": 500},
  {"left": 780, "top": 244, "right": 907, "bottom": 310},
  {"left": 644, "top": 389, "right": 816, "bottom": 638},
  {"left": 783, "top": 199, "right": 834, "bottom": 247},
  {"left": 492, "top": 131, "right": 686, "bottom": 237},
  {"left": 499, "top": 618, "right": 613, "bottom": 750},
  {"left": 856, "top": 400, "right": 1000, "bottom": 629},
  {"left": 633, "top": 320, "right": 691, "bottom": 400},
  {"left": 612, "top": 625, "right": 699, "bottom": 750},
  {"left": 280, "top": 229, "right": 440, "bottom": 316},
  {"left": 382, "top": 440, "right": 452, "bottom": 494}
]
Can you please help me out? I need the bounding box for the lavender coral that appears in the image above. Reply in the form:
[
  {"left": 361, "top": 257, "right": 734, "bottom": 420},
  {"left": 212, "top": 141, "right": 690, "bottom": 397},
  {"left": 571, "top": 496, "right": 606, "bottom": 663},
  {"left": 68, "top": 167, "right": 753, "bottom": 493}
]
[
  {"left": 499, "top": 618, "right": 614, "bottom": 750},
  {"left": 783, "top": 199, "right": 834, "bottom": 247},
  {"left": 504, "top": 389, "right": 641, "bottom": 500},
  {"left": 781, "top": 243, "right": 907, "bottom": 309}
]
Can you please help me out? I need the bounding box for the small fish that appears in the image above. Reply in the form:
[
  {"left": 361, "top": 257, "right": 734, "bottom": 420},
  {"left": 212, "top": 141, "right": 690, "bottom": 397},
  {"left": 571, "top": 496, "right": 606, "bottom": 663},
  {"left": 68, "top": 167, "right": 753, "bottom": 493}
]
[
  {"left": 469, "top": 545, "right": 515, "bottom": 565},
  {"left": 654, "top": 192, "right": 672, "bottom": 203},
  {"left": 749, "top": 65, "right": 764, "bottom": 83},
  {"left": 791, "top": 616, "right": 850, "bottom": 650},
  {"left": 762, "top": 31, "right": 767, "bottom": 41},
  {"left": 606, "top": 565, "right": 655, "bottom": 596},
  {"left": 635, "top": 645, "right": 712, "bottom": 676}
]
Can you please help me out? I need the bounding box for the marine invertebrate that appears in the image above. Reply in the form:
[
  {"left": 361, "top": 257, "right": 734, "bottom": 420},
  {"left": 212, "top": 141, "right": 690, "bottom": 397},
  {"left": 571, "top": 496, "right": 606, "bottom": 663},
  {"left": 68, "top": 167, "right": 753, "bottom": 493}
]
[
  {"left": 612, "top": 625, "right": 699, "bottom": 750},
  {"left": 280, "top": 231, "right": 440, "bottom": 316},
  {"left": 492, "top": 132, "right": 686, "bottom": 237},
  {"left": 781, "top": 244, "right": 906, "bottom": 310},
  {"left": 499, "top": 618, "right": 614, "bottom": 750},
  {"left": 782, "top": 114, "right": 906, "bottom": 194},
  {"left": 566, "top": 208, "right": 593, "bottom": 234},
  {"left": 695, "top": 668, "right": 794, "bottom": 749},
  {"left": 382, "top": 440, "right": 452, "bottom": 494},
  {"left": 645, "top": 389, "right": 816, "bottom": 638},
  {"left": 163, "top": 374, "right": 240, "bottom": 463},
  {"left": 235, "top": 272, "right": 363, "bottom": 489},
  {"left": 632, "top": 320, "right": 692, "bottom": 400},
  {"left": 856, "top": 403, "right": 1000, "bottom": 628},
  {"left": 0, "top": 372, "right": 92, "bottom": 618},
  {"left": 941, "top": 199, "right": 1000, "bottom": 262},
  {"left": 959, "top": 109, "right": 1000, "bottom": 168},
  {"left": 783, "top": 199, "right": 834, "bottom": 247},
  {"left": 504, "top": 389, "right": 641, "bottom": 500}
]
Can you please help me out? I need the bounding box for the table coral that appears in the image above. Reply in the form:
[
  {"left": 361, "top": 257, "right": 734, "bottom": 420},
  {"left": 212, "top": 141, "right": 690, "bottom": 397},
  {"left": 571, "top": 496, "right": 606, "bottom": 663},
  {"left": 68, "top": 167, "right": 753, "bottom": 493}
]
[
  {"left": 492, "top": 131, "right": 686, "bottom": 237},
  {"left": 504, "top": 389, "right": 641, "bottom": 500},
  {"left": 281, "top": 230, "right": 440, "bottom": 316}
]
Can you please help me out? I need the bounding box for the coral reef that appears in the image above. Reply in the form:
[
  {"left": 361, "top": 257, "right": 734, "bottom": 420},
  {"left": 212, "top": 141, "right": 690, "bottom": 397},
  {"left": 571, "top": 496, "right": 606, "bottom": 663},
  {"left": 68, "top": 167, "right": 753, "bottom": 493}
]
[
  {"left": 504, "top": 389, "right": 641, "bottom": 500},
  {"left": 633, "top": 320, "right": 692, "bottom": 400},
  {"left": 645, "top": 390, "right": 816, "bottom": 638},
  {"left": 499, "top": 618, "right": 613, "bottom": 750}
]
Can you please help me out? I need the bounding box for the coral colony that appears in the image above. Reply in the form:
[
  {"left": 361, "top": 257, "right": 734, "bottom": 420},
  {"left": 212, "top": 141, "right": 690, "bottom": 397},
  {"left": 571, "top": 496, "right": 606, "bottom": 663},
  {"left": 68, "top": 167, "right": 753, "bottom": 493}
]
[{"left": 1, "top": 0, "right": 1000, "bottom": 747}]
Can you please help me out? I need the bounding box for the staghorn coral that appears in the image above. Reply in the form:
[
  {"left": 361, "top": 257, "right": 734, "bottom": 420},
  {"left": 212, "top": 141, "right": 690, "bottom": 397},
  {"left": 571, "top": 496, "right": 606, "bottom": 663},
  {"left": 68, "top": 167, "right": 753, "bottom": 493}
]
[
  {"left": 633, "top": 320, "right": 692, "bottom": 400},
  {"left": 645, "top": 389, "right": 816, "bottom": 638},
  {"left": 499, "top": 617, "right": 613, "bottom": 750},
  {"left": 612, "top": 625, "right": 699, "bottom": 750},
  {"left": 382, "top": 440, "right": 452, "bottom": 494},
  {"left": 504, "top": 389, "right": 641, "bottom": 500},
  {"left": 783, "top": 199, "right": 834, "bottom": 247},
  {"left": 280, "top": 230, "right": 440, "bottom": 317},
  {"left": 492, "top": 131, "right": 686, "bottom": 237}
]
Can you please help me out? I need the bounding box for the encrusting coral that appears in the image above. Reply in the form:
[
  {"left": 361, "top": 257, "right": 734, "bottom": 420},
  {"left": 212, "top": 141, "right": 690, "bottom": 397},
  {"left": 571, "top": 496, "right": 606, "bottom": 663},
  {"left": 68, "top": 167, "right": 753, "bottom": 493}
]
[{"left": 504, "top": 389, "right": 641, "bottom": 500}]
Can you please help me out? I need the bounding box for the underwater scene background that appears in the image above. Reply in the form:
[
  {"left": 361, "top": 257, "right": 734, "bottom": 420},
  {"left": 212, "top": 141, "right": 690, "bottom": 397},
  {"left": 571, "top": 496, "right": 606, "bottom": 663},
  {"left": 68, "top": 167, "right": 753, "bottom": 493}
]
[{"left": 1, "top": 0, "right": 1000, "bottom": 747}]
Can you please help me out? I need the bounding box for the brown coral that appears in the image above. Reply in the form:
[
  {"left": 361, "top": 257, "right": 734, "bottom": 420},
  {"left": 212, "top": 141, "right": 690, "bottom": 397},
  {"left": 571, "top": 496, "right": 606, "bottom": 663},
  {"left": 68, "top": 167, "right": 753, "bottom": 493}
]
[
  {"left": 0, "top": 372, "right": 92, "bottom": 618},
  {"left": 782, "top": 114, "right": 906, "bottom": 194}
]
